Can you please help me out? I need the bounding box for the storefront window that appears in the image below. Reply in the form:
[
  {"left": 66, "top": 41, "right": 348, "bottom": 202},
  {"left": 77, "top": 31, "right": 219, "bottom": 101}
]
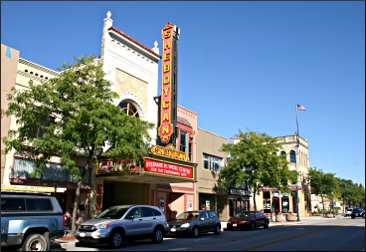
[
  {"left": 263, "top": 191, "right": 271, "bottom": 213},
  {"left": 282, "top": 195, "right": 289, "bottom": 213}
]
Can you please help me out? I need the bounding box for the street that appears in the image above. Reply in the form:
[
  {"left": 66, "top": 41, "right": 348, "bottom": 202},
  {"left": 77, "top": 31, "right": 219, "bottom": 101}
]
[{"left": 58, "top": 217, "right": 365, "bottom": 251}]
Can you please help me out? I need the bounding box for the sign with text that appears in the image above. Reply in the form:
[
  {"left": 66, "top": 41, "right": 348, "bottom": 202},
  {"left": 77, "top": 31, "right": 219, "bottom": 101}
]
[
  {"left": 150, "top": 145, "right": 189, "bottom": 161},
  {"left": 97, "top": 159, "right": 140, "bottom": 175},
  {"left": 158, "top": 22, "right": 179, "bottom": 145},
  {"left": 144, "top": 158, "right": 193, "bottom": 179}
]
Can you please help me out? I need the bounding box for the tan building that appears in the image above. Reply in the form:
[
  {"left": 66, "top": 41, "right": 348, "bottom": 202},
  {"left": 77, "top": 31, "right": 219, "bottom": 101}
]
[
  {"left": 254, "top": 135, "right": 312, "bottom": 219},
  {"left": 0, "top": 44, "right": 89, "bottom": 212},
  {"left": 196, "top": 129, "right": 229, "bottom": 220}
]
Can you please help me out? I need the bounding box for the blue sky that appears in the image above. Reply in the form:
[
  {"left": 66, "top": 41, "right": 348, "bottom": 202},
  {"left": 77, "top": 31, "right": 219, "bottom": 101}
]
[{"left": 2, "top": 1, "right": 364, "bottom": 185}]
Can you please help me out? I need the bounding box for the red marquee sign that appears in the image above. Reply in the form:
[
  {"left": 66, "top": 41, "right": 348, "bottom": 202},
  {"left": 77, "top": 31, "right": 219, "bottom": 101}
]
[
  {"left": 144, "top": 158, "right": 193, "bottom": 179},
  {"left": 158, "top": 23, "right": 175, "bottom": 144}
]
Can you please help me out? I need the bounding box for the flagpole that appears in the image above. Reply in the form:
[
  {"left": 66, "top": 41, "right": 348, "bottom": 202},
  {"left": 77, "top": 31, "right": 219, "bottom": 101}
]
[{"left": 295, "top": 104, "right": 301, "bottom": 221}]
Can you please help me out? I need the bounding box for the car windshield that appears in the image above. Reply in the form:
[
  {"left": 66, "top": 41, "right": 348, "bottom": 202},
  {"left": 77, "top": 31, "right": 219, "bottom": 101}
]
[
  {"left": 96, "top": 207, "right": 129, "bottom": 219},
  {"left": 176, "top": 211, "right": 199, "bottom": 220},
  {"left": 235, "top": 211, "right": 254, "bottom": 218}
]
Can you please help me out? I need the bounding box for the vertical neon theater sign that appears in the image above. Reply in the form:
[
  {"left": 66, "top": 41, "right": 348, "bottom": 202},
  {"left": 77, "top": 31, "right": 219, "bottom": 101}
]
[{"left": 159, "top": 23, "right": 179, "bottom": 145}]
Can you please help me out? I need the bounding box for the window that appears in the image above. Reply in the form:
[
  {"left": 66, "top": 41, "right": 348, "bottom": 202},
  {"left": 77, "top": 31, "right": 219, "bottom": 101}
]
[
  {"left": 199, "top": 212, "right": 208, "bottom": 219},
  {"left": 126, "top": 207, "right": 142, "bottom": 219},
  {"left": 188, "top": 141, "right": 192, "bottom": 161},
  {"left": 1, "top": 198, "right": 25, "bottom": 211},
  {"left": 96, "top": 206, "right": 129, "bottom": 219},
  {"left": 142, "top": 207, "right": 154, "bottom": 217},
  {"left": 152, "top": 209, "right": 162, "bottom": 216},
  {"left": 290, "top": 150, "right": 297, "bottom": 163},
  {"left": 203, "top": 153, "right": 223, "bottom": 173},
  {"left": 26, "top": 198, "right": 53, "bottom": 211},
  {"left": 208, "top": 211, "right": 217, "bottom": 219},
  {"left": 119, "top": 100, "right": 139, "bottom": 117},
  {"left": 280, "top": 151, "right": 286, "bottom": 159},
  {"left": 180, "top": 131, "right": 187, "bottom": 153}
]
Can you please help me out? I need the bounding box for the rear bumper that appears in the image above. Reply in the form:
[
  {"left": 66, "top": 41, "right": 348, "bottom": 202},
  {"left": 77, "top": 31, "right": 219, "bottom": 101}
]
[{"left": 226, "top": 223, "right": 249, "bottom": 230}]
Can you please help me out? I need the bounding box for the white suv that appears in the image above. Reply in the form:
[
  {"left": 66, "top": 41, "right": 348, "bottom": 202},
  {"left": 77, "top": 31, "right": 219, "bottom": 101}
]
[{"left": 76, "top": 205, "right": 169, "bottom": 248}]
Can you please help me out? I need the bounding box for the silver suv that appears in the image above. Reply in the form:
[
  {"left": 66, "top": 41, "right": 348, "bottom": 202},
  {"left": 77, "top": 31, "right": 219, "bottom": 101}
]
[
  {"left": 76, "top": 205, "right": 169, "bottom": 248},
  {"left": 0, "top": 191, "right": 64, "bottom": 251}
]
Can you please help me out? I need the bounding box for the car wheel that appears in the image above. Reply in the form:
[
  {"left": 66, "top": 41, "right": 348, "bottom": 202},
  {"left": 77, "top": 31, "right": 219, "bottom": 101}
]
[
  {"left": 250, "top": 222, "right": 256, "bottom": 230},
  {"left": 21, "top": 233, "right": 49, "bottom": 251},
  {"left": 214, "top": 224, "right": 221, "bottom": 235},
  {"left": 264, "top": 221, "right": 269, "bottom": 229},
  {"left": 351, "top": 215, "right": 355, "bottom": 219},
  {"left": 192, "top": 226, "right": 200, "bottom": 238},
  {"left": 151, "top": 227, "right": 164, "bottom": 243},
  {"left": 110, "top": 230, "right": 123, "bottom": 248}
]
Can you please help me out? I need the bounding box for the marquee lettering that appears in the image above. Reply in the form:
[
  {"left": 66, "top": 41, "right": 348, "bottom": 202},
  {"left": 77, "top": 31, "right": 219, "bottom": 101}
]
[
  {"left": 159, "top": 23, "right": 175, "bottom": 144},
  {"left": 150, "top": 145, "right": 190, "bottom": 162}
]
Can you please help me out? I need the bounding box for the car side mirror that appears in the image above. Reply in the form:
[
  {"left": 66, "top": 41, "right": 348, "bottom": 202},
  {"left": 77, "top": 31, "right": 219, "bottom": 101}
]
[{"left": 126, "top": 215, "right": 134, "bottom": 220}]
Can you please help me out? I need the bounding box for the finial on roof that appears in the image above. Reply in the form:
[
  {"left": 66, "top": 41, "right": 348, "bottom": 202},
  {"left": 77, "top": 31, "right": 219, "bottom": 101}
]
[
  {"left": 153, "top": 41, "right": 158, "bottom": 49},
  {"left": 106, "top": 11, "right": 112, "bottom": 19}
]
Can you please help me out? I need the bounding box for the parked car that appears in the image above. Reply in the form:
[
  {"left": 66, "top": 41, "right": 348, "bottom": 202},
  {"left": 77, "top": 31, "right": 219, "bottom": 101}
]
[
  {"left": 344, "top": 207, "right": 353, "bottom": 217},
  {"left": 226, "top": 211, "right": 269, "bottom": 230},
  {"left": 351, "top": 208, "right": 365, "bottom": 219},
  {"left": 0, "top": 191, "right": 64, "bottom": 251},
  {"left": 168, "top": 210, "right": 221, "bottom": 237},
  {"left": 76, "top": 205, "right": 169, "bottom": 248}
]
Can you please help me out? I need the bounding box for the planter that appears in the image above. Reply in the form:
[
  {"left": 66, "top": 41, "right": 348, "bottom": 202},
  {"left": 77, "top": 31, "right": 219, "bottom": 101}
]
[
  {"left": 286, "top": 213, "right": 297, "bottom": 222},
  {"left": 324, "top": 213, "right": 335, "bottom": 218},
  {"left": 275, "top": 214, "right": 285, "bottom": 222}
]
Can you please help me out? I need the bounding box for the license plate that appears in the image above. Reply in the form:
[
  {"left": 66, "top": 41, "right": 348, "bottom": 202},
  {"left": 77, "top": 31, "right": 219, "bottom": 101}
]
[
  {"left": 233, "top": 224, "right": 237, "bottom": 227},
  {"left": 171, "top": 228, "right": 176, "bottom": 232},
  {"left": 79, "top": 232, "right": 86, "bottom": 237}
]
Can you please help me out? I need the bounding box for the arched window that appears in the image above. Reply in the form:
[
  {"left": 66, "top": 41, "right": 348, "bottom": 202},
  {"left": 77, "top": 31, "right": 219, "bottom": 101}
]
[
  {"left": 119, "top": 100, "right": 139, "bottom": 118},
  {"left": 280, "top": 151, "right": 287, "bottom": 160},
  {"left": 290, "top": 150, "right": 296, "bottom": 163}
]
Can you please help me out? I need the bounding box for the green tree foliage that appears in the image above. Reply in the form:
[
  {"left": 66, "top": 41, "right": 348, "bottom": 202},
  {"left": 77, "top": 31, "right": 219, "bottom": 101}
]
[
  {"left": 308, "top": 167, "right": 338, "bottom": 215},
  {"left": 3, "top": 56, "right": 153, "bottom": 232},
  {"left": 336, "top": 178, "right": 365, "bottom": 208},
  {"left": 218, "top": 131, "right": 298, "bottom": 210}
]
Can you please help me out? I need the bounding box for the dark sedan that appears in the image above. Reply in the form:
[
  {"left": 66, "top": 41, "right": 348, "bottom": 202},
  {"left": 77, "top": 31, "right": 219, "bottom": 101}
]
[
  {"left": 168, "top": 210, "right": 221, "bottom": 237},
  {"left": 351, "top": 208, "right": 365, "bottom": 219},
  {"left": 226, "top": 211, "right": 269, "bottom": 230}
]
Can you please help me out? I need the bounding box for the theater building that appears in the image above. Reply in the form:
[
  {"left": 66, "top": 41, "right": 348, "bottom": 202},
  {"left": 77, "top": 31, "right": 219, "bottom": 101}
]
[{"left": 95, "top": 12, "right": 197, "bottom": 219}]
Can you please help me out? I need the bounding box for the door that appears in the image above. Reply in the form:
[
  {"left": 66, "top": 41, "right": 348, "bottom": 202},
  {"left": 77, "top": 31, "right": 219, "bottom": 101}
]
[
  {"left": 141, "top": 207, "right": 155, "bottom": 234},
  {"left": 198, "top": 212, "right": 210, "bottom": 232},
  {"left": 255, "top": 212, "right": 266, "bottom": 226},
  {"left": 124, "top": 207, "right": 144, "bottom": 236}
]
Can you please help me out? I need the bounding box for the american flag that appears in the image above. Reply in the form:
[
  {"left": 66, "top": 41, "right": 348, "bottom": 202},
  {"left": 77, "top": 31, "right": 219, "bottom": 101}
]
[{"left": 296, "top": 104, "right": 306, "bottom": 111}]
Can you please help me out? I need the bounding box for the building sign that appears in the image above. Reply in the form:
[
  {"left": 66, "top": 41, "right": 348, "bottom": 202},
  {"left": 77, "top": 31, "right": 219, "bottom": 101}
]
[
  {"left": 229, "top": 188, "right": 251, "bottom": 197},
  {"left": 97, "top": 159, "right": 140, "bottom": 175},
  {"left": 150, "top": 145, "right": 189, "bottom": 161},
  {"left": 158, "top": 22, "right": 179, "bottom": 145},
  {"left": 144, "top": 158, "right": 193, "bottom": 178}
]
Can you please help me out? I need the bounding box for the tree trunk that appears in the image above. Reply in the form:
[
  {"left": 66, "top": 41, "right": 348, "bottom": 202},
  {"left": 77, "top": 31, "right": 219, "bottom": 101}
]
[
  {"left": 88, "top": 160, "right": 97, "bottom": 218},
  {"left": 71, "top": 180, "right": 82, "bottom": 234},
  {"left": 253, "top": 190, "right": 257, "bottom": 211},
  {"left": 321, "top": 195, "right": 325, "bottom": 216}
]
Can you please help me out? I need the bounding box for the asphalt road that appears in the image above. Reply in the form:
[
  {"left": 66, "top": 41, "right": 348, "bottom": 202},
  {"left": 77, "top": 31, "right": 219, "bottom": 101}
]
[{"left": 57, "top": 217, "right": 365, "bottom": 251}]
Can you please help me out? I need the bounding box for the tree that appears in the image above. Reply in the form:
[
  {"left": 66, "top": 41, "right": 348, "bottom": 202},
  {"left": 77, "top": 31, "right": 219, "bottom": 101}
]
[
  {"left": 218, "top": 131, "right": 298, "bottom": 211},
  {"left": 308, "top": 167, "right": 338, "bottom": 216},
  {"left": 4, "top": 56, "right": 153, "bottom": 233}
]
